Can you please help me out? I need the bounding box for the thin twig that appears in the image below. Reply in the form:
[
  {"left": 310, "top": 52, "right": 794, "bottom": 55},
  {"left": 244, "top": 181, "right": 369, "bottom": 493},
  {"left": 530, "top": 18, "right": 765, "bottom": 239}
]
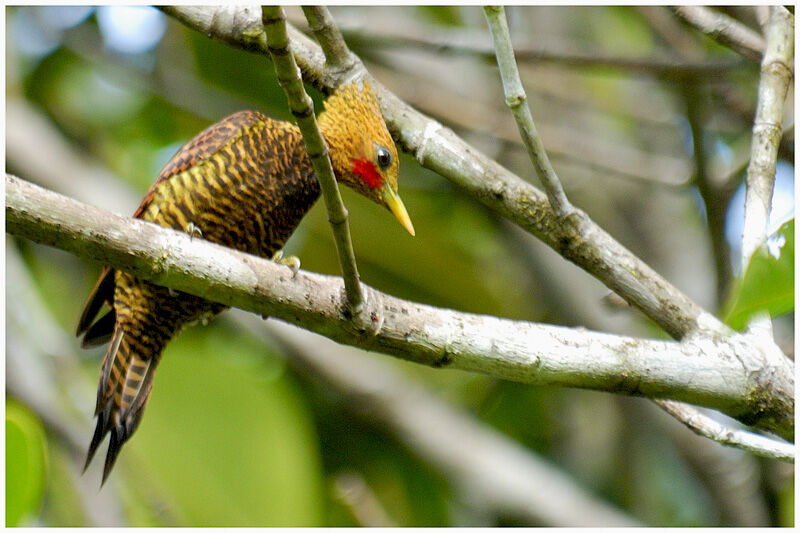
[
  {"left": 650, "top": 399, "right": 771, "bottom": 525},
  {"left": 741, "top": 7, "right": 794, "bottom": 270},
  {"left": 301, "top": 6, "right": 355, "bottom": 71},
  {"left": 261, "top": 6, "right": 365, "bottom": 317},
  {"left": 673, "top": 6, "right": 766, "bottom": 62},
  {"left": 366, "top": 49, "right": 694, "bottom": 188},
  {"left": 405, "top": 87, "right": 691, "bottom": 188},
  {"left": 5, "top": 174, "right": 794, "bottom": 442},
  {"left": 291, "top": 7, "right": 689, "bottom": 190},
  {"left": 637, "top": 6, "right": 793, "bottom": 163},
  {"left": 483, "top": 5, "right": 571, "bottom": 217},
  {"left": 656, "top": 399, "right": 794, "bottom": 462},
  {"left": 639, "top": 3, "right": 780, "bottom": 289},
  {"left": 287, "top": 15, "right": 714, "bottom": 340}
]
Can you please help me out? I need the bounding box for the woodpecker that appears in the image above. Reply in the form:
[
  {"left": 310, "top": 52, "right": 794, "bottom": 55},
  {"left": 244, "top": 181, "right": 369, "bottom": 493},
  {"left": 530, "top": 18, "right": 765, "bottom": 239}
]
[{"left": 77, "top": 81, "right": 414, "bottom": 483}]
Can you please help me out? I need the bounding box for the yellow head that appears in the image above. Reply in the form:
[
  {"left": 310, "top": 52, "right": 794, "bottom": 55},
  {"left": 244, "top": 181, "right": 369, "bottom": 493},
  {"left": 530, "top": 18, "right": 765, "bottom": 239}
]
[{"left": 318, "top": 81, "right": 414, "bottom": 236}]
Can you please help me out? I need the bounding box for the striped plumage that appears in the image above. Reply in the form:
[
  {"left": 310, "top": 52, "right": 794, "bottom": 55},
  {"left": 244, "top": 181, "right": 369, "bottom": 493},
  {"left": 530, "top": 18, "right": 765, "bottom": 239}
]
[{"left": 77, "top": 82, "right": 414, "bottom": 483}]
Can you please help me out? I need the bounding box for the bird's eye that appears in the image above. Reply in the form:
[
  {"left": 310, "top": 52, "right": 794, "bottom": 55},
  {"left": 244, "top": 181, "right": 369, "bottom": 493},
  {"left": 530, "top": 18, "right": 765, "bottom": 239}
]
[{"left": 375, "top": 145, "right": 392, "bottom": 170}]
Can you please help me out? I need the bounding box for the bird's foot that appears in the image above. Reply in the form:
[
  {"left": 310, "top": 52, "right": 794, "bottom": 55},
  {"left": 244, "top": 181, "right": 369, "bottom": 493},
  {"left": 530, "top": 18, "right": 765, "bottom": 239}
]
[
  {"left": 185, "top": 222, "right": 203, "bottom": 240},
  {"left": 271, "top": 250, "right": 301, "bottom": 278}
]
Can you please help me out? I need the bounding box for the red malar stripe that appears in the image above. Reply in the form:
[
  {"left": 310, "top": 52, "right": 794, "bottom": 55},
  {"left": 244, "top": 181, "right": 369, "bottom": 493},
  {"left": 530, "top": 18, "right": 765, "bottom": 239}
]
[{"left": 351, "top": 158, "right": 384, "bottom": 189}]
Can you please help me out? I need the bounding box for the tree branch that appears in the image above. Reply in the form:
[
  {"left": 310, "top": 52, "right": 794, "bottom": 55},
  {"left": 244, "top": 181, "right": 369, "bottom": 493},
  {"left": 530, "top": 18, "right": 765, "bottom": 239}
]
[
  {"left": 300, "top": 6, "right": 355, "bottom": 72},
  {"left": 655, "top": 399, "right": 794, "bottom": 462},
  {"left": 261, "top": 6, "right": 366, "bottom": 319},
  {"left": 673, "top": 6, "right": 766, "bottom": 62},
  {"left": 649, "top": 399, "right": 772, "bottom": 525},
  {"left": 741, "top": 7, "right": 794, "bottom": 269},
  {"left": 483, "top": 5, "right": 572, "bottom": 217},
  {"left": 5, "top": 175, "right": 794, "bottom": 443},
  {"left": 422, "top": 5, "right": 789, "bottom": 460}
]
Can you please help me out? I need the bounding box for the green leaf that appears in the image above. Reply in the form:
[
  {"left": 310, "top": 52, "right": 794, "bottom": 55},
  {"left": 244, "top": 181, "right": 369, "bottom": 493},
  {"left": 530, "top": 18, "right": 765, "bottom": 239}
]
[
  {"left": 723, "top": 219, "right": 794, "bottom": 330},
  {"left": 6, "top": 399, "right": 48, "bottom": 526}
]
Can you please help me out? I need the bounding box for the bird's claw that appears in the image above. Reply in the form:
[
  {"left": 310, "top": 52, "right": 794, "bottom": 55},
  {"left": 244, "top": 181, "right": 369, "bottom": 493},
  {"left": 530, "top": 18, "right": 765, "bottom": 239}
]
[
  {"left": 175, "top": 223, "right": 201, "bottom": 297},
  {"left": 185, "top": 222, "right": 203, "bottom": 240},
  {"left": 271, "top": 250, "right": 301, "bottom": 278}
]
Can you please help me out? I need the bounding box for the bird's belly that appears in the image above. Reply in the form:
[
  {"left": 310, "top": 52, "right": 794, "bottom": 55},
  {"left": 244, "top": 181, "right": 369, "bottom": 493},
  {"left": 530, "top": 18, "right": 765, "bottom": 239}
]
[{"left": 114, "top": 270, "right": 227, "bottom": 350}]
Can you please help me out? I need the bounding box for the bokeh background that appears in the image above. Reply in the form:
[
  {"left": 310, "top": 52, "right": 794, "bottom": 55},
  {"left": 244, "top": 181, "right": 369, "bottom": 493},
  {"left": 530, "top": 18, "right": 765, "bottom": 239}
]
[{"left": 6, "top": 5, "right": 794, "bottom": 526}]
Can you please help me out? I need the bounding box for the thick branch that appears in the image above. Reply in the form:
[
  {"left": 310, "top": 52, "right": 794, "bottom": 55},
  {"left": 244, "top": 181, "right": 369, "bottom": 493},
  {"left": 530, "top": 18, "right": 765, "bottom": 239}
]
[
  {"left": 484, "top": 5, "right": 571, "bottom": 216},
  {"left": 741, "top": 7, "right": 794, "bottom": 268},
  {"left": 673, "top": 6, "right": 766, "bottom": 62},
  {"left": 261, "top": 6, "right": 366, "bottom": 318},
  {"left": 6, "top": 175, "right": 794, "bottom": 441}
]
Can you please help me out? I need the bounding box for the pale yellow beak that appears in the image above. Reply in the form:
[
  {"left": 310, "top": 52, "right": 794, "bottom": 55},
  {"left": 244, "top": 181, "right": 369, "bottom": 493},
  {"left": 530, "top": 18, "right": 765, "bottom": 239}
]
[{"left": 381, "top": 183, "right": 415, "bottom": 236}]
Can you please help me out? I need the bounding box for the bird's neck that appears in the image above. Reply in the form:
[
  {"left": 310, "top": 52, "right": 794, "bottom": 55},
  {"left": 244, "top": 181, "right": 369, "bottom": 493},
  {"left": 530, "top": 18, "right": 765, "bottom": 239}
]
[
  {"left": 283, "top": 127, "right": 323, "bottom": 203},
  {"left": 316, "top": 109, "right": 356, "bottom": 186}
]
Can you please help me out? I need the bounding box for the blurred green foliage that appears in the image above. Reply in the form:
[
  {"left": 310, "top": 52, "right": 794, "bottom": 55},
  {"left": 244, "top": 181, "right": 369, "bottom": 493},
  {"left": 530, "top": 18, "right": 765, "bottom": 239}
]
[
  {"left": 39, "top": 443, "right": 88, "bottom": 526},
  {"left": 6, "top": 399, "right": 48, "bottom": 526},
  {"left": 415, "top": 5, "right": 464, "bottom": 27},
  {"left": 120, "top": 324, "right": 324, "bottom": 526},
  {"left": 779, "top": 478, "right": 794, "bottom": 527},
  {"left": 5, "top": 5, "right": 792, "bottom": 527}
]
